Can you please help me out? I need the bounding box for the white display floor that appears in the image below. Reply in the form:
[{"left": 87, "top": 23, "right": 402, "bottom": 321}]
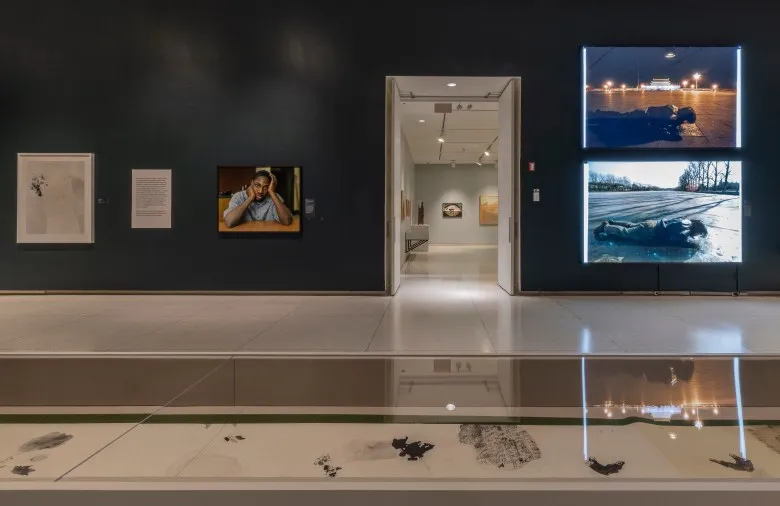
[
  {"left": 1, "top": 421, "right": 778, "bottom": 482},
  {"left": 0, "top": 245, "right": 777, "bottom": 354}
]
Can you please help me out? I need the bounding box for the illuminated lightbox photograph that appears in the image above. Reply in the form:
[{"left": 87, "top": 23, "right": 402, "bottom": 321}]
[
  {"left": 583, "top": 161, "right": 742, "bottom": 263},
  {"left": 582, "top": 46, "right": 741, "bottom": 149}
]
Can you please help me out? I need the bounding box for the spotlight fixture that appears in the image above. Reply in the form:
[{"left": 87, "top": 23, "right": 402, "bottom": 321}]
[
  {"left": 437, "top": 137, "right": 446, "bottom": 143},
  {"left": 456, "top": 103, "right": 463, "bottom": 111},
  {"left": 484, "top": 151, "right": 490, "bottom": 156},
  {"left": 447, "top": 82, "right": 457, "bottom": 87},
  {"left": 467, "top": 104, "right": 473, "bottom": 110}
]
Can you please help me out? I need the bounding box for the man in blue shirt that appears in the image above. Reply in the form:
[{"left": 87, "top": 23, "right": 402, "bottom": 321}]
[
  {"left": 223, "top": 170, "right": 293, "bottom": 228},
  {"left": 593, "top": 217, "right": 708, "bottom": 248}
]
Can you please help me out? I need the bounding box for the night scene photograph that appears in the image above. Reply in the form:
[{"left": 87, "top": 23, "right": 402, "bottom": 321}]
[
  {"left": 584, "top": 47, "right": 739, "bottom": 148},
  {"left": 585, "top": 161, "right": 742, "bottom": 264}
]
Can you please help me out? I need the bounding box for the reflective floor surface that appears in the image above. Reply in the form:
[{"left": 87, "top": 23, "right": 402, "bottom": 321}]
[
  {"left": 0, "top": 355, "right": 779, "bottom": 482},
  {"left": 0, "top": 245, "right": 777, "bottom": 354}
]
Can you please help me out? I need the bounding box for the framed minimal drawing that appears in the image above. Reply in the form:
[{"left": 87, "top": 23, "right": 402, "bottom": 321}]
[
  {"left": 442, "top": 202, "right": 463, "bottom": 218},
  {"left": 17, "top": 153, "right": 94, "bottom": 244},
  {"left": 479, "top": 195, "right": 499, "bottom": 225}
]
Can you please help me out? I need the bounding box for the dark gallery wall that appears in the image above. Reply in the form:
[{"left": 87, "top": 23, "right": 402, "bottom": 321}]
[{"left": 0, "top": 0, "right": 778, "bottom": 292}]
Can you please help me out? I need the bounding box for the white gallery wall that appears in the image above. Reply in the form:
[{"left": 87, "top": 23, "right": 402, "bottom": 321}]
[
  {"left": 415, "top": 163, "right": 498, "bottom": 244},
  {"left": 400, "top": 131, "right": 415, "bottom": 261}
]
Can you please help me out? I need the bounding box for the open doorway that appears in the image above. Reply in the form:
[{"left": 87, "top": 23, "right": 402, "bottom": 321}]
[{"left": 385, "top": 76, "right": 521, "bottom": 295}]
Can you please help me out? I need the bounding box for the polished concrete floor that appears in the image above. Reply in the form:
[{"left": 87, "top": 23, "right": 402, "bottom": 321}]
[{"left": 0, "top": 245, "right": 778, "bottom": 354}]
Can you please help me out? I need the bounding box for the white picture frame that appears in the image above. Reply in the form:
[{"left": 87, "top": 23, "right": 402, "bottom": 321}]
[{"left": 17, "top": 153, "right": 95, "bottom": 244}]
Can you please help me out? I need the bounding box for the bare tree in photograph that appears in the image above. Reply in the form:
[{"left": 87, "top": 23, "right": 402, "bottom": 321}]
[{"left": 721, "top": 161, "right": 732, "bottom": 190}]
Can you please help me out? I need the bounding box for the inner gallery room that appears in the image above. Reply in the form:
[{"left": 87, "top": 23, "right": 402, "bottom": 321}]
[{"left": 1, "top": 1, "right": 780, "bottom": 504}]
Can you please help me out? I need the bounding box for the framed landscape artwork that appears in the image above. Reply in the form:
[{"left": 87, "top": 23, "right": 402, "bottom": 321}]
[
  {"left": 17, "top": 153, "right": 94, "bottom": 244},
  {"left": 479, "top": 195, "right": 498, "bottom": 225},
  {"left": 442, "top": 203, "right": 463, "bottom": 218}
]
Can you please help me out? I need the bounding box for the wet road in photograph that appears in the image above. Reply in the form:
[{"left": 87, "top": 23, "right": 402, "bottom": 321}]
[
  {"left": 587, "top": 191, "right": 741, "bottom": 263},
  {"left": 587, "top": 90, "right": 737, "bottom": 148}
]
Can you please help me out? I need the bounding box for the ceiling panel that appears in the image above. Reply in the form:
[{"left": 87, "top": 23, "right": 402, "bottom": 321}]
[
  {"left": 394, "top": 76, "right": 510, "bottom": 98},
  {"left": 441, "top": 129, "right": 497, "bottom": 143}
]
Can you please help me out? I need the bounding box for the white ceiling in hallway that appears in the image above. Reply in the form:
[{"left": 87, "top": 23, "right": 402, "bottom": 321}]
[
  {"left": 400, "top": 99, "right": 499, "bottom": 166},
  {"left": 395, "top": 76, "right": 510, "bottom": 98},
  {"left": 395, "top": 76, "right": 504, "bottom": 166}
]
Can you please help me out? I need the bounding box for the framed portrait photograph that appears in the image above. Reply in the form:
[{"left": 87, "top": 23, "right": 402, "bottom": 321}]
[
  {"left": 17, "top": 153, "right": 94, "bottom": 244},
  {"left": 218, "top": 166, "right": 301, "bottom": 233},
  {"left": 442, "top": 202, "right": 463, "bottom": 218}
]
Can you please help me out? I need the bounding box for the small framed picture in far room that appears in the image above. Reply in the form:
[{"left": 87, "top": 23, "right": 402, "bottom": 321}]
[
  {"left": 442, "top": 202, "right": 463, "bottom": 218},
  {"left": 218, "top": 166, "right": 301, "bottom": 233}
]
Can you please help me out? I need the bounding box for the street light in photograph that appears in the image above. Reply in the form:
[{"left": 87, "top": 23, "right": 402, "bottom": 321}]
[
  {"left": 620, "top": 83, "right": 626, "bottom": 90},
  {"left": 712, "top": 84, "right": 719, "bottom": 91},
  {"left": 682, "top": 79, "right": 689, "bottom": 88},
  {"left": 605, "top": 80, "right": 613, "bottom": 92},
  {"left": 693, "top": 72, "right": 701, "bottom": 89}
]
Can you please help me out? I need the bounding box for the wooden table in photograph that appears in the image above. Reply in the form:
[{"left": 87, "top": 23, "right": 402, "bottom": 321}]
[{"left": 219, "top": 216, "right": 300, "bottom": 233}]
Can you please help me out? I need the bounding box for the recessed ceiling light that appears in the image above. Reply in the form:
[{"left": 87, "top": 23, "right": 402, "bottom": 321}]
[
  {"left": 437, "top": 137, "right": 446, "bottom": 143},
  {"left": 418, "top": 119, "right": 425, "bottom": 123},
  {"left": 476, "top": 162, "right": 482, "bottom": 166},
  {"left": 484, "top": 151, "right": 490, "bottom": 156},
  {"left": 694, "top": 420, "right": 704, "bottom": 430},
  {"left": 669, "top": 433, "right": 678, "bottom": 440},
  {"left": 446, "top": 403, "right": 456, "bottom": 411},
  {"left": 447, "top": 82, "right": 457, "bottom": 87}
]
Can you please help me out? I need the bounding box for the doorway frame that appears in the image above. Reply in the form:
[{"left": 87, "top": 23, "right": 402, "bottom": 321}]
[{"left": 384, "top": 76, "right": 522, "bottom": 295}]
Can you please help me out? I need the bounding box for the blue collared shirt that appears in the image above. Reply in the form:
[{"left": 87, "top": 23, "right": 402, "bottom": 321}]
[{"left": 223, "top": 190, "right": 282, "bottom": 223}]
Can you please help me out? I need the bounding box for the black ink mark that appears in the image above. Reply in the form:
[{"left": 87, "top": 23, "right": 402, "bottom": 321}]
[
  {"left": 587, "top": 457, "right": 625, "bottom": 476},
  {"left": 749, "top": 426, "right": 780, "bottom": 454},
  {"left": 391, "top": 437, "right": 435, "bottom": 461},
  {"left": 30, "top": 175, "right": 48, "bottom": 197},
  {"left": 19, "top": 433, "right": 73, "bottom": 452},
  {"left": 458, "top": 425, "right": 541, "bottom": 470},
  {"left": 314, "top": 454, "right": 342, "bottom": 478},
  {"left": 224, "top": 435, "right": 246, "bottom": 443},
  {"left": 12, "top": 465, "right": 34, "bottom": 476},
  {"left": 710, "top": 453, "right": 754, "bottom": 472}
]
